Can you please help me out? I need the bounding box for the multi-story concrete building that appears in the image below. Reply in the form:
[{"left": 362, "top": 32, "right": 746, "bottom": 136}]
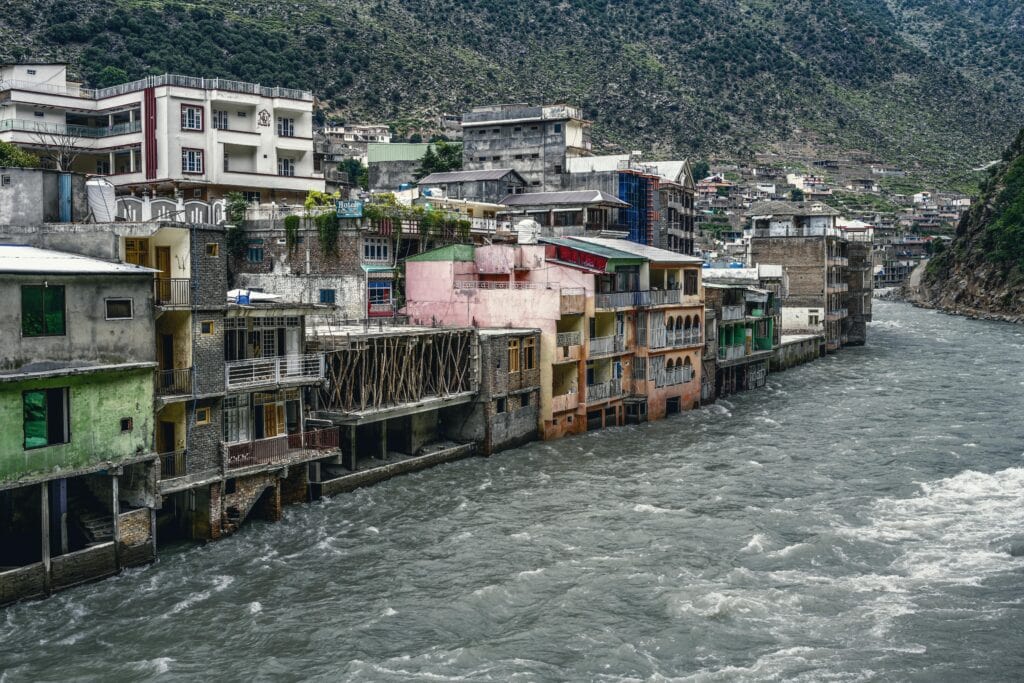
[
  {"left": 0, "top": 245, "right": 159, "bottom": 606},
  {"left": 461, "top": 104, "right": 592, "bottom": 191},
  {"left": 403, "top": 236, "right": 704, "bottom": 439},
  {"left": 746, "top": 201, "right": 850, "bottom": 351},
  {"left": 0, "top": 64, "right": 321, "bottom": 205}
]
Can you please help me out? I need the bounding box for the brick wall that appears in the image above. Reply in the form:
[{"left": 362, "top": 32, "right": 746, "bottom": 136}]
[
  {"left": 50, "top": 543, "right": 117, "bottom": 590},
  {"left": 0, "top": 564, "right": 46, "bottom": 606},
  {"left": 192, "top": 226, "right": 229, "bottom": 309},
  {"left": 221, "top": 473, "right": 279, "bottom": 533},
  {"left": 187, "top": 400, "right": 224, "bottom": 475},
  {"left": 118, "top": 508, "right": 152, "bottom": 546},
  {"left": 280, "top": 466, "right": 309, "bottom": 506},
  {"left": 191, "top": 313, "right": 226, "bottom": 397},
  {"left": 750, "top": 237, "right": 827, "bottom": 306}
]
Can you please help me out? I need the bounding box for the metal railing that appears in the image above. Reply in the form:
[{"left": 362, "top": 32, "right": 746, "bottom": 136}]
[
  {"left": 223, "top": 427, "right": 340, "bottom": 470},
  {"left": 668, "top": 330, "right": 704, "bottom": 347},
  {"left": 719, "top": 345, "right": 747, "bottom": 361},
  {"left": 556, "top": 331, "right": 582, "bottom": 347},
  {"left": 154, "top": 278, "right": 191, "bottom": 307},
  {"left": 720, "top": 305, "right": 745, "bottom": 321},
  {"left": 595, "top": 291, "right": 637, "bottom": 309},
  {"left": 560, "top": 288, "right": 585, "bottom": 315},
  {"left": 156, "top": 367, "right": 192, "bottom": 396},
  {"left": 368, "top": 302, "right": 394, "bottom": 317},
  {"left": 551, "top": 392, "right": 578, "bottom": 413},
  {"left": 588, "top": 335, "right": 625, "bottom": 356},
  {"left": 0, "top": 118, "right": 141, "bottom": 138},
  {"left": 655, "top": 365, "right": 694, "bottom": 388},
  {"left": 827, "top": 282, "right": 849, "bottom": 292},
  {"left": 225, "top": 354, "right": 324, "bottom": 389},
  {"left": 88, "top": 74, "right": 313, "bottom": 101},
  {"left": 159, "top": 450, "right": 187, "bottom": 478},
  {"left": 586, "top": 379, "right": 622, "bottom": 403},
  {"left": 646, "top": 289, "right": 683, "bottom": 306},
  {"left": 454, "top": 280, "right": 544, "bottom": 290}
]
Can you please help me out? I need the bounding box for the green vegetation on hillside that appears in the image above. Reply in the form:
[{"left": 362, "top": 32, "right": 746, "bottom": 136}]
[{"left": 1, "top": 0, "right": 1021, "bottom": 168}]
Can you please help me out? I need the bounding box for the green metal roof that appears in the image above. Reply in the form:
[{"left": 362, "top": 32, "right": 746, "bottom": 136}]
[
  {"left": 361, "top": 264, "right": 397, "bottom": 273},
  {"left": 367, "top": 142, "right": 462, "bottom": 163},
  {"left": 404, "top": 244, "right": 475, "bottom": 262},
  {"left": 540, "top": 237, "right": 645, "bottom": 267}
]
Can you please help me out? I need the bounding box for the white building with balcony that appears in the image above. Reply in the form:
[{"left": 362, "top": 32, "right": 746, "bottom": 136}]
[{"left": 0, "top": 63, "right": 323, "bottom": 206}]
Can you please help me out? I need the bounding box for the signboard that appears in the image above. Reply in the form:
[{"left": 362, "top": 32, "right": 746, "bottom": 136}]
[
  {"left": 336, "top": 199, "right": 364, "bottom": 219},
  {"left": 555, "top": 245, "right": 608, "bottom": 272}
]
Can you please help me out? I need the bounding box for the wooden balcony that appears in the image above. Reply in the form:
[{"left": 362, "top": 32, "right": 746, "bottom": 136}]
[{"left": 223, "top": 427, "right": 340, "bottom": 470}]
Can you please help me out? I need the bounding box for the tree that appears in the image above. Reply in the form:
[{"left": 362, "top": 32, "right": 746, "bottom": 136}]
[
  {"left": 338, "top": 158, "right": 368, "bottom": 190},
  {"left": 31, "top": 128, "right": 87, "bottom": 172},
  {"left": 692, "top": 160, "right": 710, "bottom": 181},
  {"left": 0, "top": 141, "right": 39, "bottom": 168},
  {"left": 790, "top": 188, "right": 805, "bottom": 201},
  {"left": 414, "top": 141, "right": 462, "bottom": 179},
  {"left": 95, "top": 66, "right": 128, "bottom": 88}
]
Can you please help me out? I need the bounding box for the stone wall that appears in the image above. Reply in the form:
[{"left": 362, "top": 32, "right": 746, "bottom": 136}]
[
  {"left": 749, "top": 237, "right": 827, "bottom": 308},
  {"left": 50, "top": 542, "right": 117, "bottom": 590},
  {"left": 0, "top": 563, "right": 46, "bottom": 606},
  {"left": 772, "top": 335, "right": 825, "bottom": 370},
  {"left": 186, "top": 400, "right": 224, "bottom": 476},
  {"left": 118, "top": 508, "right": 152, "bottom": 546}
]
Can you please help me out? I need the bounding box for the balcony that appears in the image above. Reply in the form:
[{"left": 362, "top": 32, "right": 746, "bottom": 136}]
[
  {"left": 668, "top": 331, "right": 704, "bottom": 348},
  {"left": 154, "top": 278, "right": 191, "bottom": 307},
  {"left": 646, "top": 289, "right": 683, "bottom": 306},
  {"left": 654, "top": 365, "right": 694, "bottom": 388},
  {"left": 368, "top": 302, "right": 394, "bottom": 317},
  {"left": 223, "top": 427, "right": 340, "bottom": 470},
  {"left": 159, "top": 450, "right": 188, "bottom": 479},
  {"left": 156, "top": 368, "right": 192, "bottom": 397},
  {"left": 828, "top": 256, "right": 849, "bottom": 266},
  {"left": 224, "top": 354, "right": 324, "bottom": 390},
  {"left": 720, "top": 345, "right": 747, "bottom": 361},
  {"left": 586, "top": 379, "right": 622, "bottom": 404},
  {"left": 551, "top": 392, "right": 579, "bottom": 414},
  {"left": 560, "top": 288, "right": 585, "bottom": 315},
  {"left": 556, "top": 331, "right": 582, "bottom": 347},
  {"left": 588, "top": 335, "right": 625, "bottom": 357},
  {"left": 0, "top": 118, "right": 142, "bottom": 138},
  {"left": 826, "top": 308, "right": 848, "bottom": 321},
  {"left": 595, "top": 290, "right": 638, "bottom": 309},
  {"left": 827, "top": 282, "right": 849, "bottom": 293},
  {"left": 720, "top": 305, "right": 745, "bottom": 321}
]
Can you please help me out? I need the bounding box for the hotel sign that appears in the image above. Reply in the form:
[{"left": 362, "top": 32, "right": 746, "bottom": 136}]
[{"left": 336, "top": 200, "right": 364, "bottom": 218}]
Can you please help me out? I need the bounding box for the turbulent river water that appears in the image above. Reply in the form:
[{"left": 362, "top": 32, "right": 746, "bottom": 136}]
[{"left": 3, "top": 300, "right": 1024, "bottom": 682}]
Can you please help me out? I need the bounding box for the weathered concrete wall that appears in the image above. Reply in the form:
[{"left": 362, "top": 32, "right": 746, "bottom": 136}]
[
  {"left": 50, "top": 542, "right": 117, "bottom": 590},
  {"left": 0, "top": 273, "right": 155, "bottom": 372},
  {"left": 369, "top": 160, "right": 420, "bottom": 190},
  {"left": 0, "top": 563, "right": 46, "bottom": 605},
  {"left": 0, "top": 168, "right": 88, "bottom": 225},
  {"left": 318, "top": 444, "right": 476, "bottom": 496},
  {"left": 750, "top": 237, "right": 826, "bottom": 307},
  {"left": 773, "top": 335, "right": 825, "bottom": 370},
  {"left": 0, "top": 368, "right": 154, "bottom": 486}
]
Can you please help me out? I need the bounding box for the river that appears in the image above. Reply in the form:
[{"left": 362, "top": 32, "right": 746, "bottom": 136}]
[{"left": 2, "top": 300, "right": 1023, "bottom": 682}]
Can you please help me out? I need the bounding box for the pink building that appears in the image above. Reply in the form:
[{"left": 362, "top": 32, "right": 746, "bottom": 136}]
[{"left": 404, "top": 237, "right": 704, "bottom": 440}]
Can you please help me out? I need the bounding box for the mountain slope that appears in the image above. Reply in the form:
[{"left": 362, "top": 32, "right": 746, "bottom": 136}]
[
  {"left": 918, "top": 128, "right": 1024, "bottom": 320},
  {"left": 1, "top": 0, "right": 1021, "bottom": 168}
]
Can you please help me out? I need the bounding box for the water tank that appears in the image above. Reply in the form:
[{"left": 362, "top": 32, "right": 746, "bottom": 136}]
[
  {"left": 516, "top": 218, "right": 541, "bottom": 244},
  {"left": 86, "top": 178, "right": 117, "bottom": 223}
]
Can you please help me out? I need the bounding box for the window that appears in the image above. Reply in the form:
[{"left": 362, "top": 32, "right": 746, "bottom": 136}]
[
  {"left": 212, "top": 110, "right": 229, "bottom": 130},
  {"left": 276, "top": 117, "right": 295, "bottom": 137},
  {"left": 195, "top": 407, "right": 211, "bottom": 425},
  {"left": 21, "top": 285, "right": 65, "bottom": 337},
  {"left": 524, "top": 337, "right": 536, "bottom": 370},
  {"left": 277, "top": 157, "right": 295, "bottom": 176},
  {"left": 496, "top": 398, "right": 506, "bottom": 414},
  {"left": 27, "top": 69, "right": 36, "bottom": 75},
  {"left": 554, "top": 164, "right": 562, "bottom": 174},
  {"left": 96, "top": 159, "right": 110, "bottom": 174},
  {"left": 23, "top": 388, "right": 69, "bottom": 449},
  {"left": 120, "top": 417, "right": 133, "bottom": 432},
  {"left": 319, "top": 289, "right": 336, "bottom": 304},
  {"left": 368, "top": 281, "right": 391, "bottom": 307},
  {"left": 124, "top": 238, "right": 149, "bottom": 266},
  {"left": 192, "top": 188, "right": 202, "bottom": 198},
  {"left": 105, "top": 298, "right": 133, "bottom": 320},
  {"left": 553, "top": 123, "right": 562, "bottom": 133},
  {"left": 223, "top": 152, "right": 230, "bottom": 172},
  {"left": 242, "top": 191, "right": 261, "bottom": 204},
  {"left": 531, "top": 153, "right": 540, "bottom": 159},
  {"left": 200, "top": 320, "right": 215, "bottom": 335},
  {"left": 237, "top": 111, "right": 248, "bottom": 118},
  {"left": 206, "top": 243, "right": 219, "bottom": 257},
  {"left": 224, "top": 478, "right": 237, "bottom": 494},
  {"left": 247, "top": 239, "right": 264, "bottom": 262},
  {"left": 181, "top": 148, "right": 204, "bottom": 174},
  {"left": 363, "top": 237, "right": 389, "bottom": 262},
  {"left": 1, "top": 175, "right": 10, "bottom": 187},
  {"left": 684, "top": 269, "right": 698, "bottom": 295},
  {"left": 180, "top": 105, "right": 203, "bottom": 131},
  {"left": 34, "top": 111, "right": 44, "bottom": 118},
  {"left": 809, "top": 313, "right": 820, "bottom": 326},
  {"left": 508, "top": 339, "right": 520, "bottom": 373},
  {"left": 492, "top": 155, "right": 501, "bottom": 161}
]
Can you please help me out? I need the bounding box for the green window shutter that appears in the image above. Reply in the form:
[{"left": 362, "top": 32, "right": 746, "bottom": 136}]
[
  {"left": 23, "top": 390, "right": 48, "bottom": 449},
  {"left": 21, "top": 286, "right": 44, "bottom": 337},
  {"left": 44, "top": 286, "right": 66, "bottom": 336}
]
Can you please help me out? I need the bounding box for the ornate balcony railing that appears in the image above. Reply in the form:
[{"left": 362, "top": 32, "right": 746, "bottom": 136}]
[
  {"left": 586, "top": 379, "right": 622, "bottom": 403},
  {"left": 556, "top": 331, "right": 582, "bottom": 347},
  {"left": 224, "top": 354, "right": 324, "bottom": 389}
]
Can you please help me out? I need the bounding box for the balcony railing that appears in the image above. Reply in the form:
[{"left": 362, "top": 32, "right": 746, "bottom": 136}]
[
  {"left": 719, "top": 345, "right": 747, "bottom": 361},
  {"left": 586, "top": 379, "right": 622, "bottom": 404},
  {"left": 556, "top": 331, "right": 582, "bottom": 347},
  {"left": 368, "top": 301, "right": 394, "bottom": 317},
  {"left": 0, "top": 118, "right": 142, "bottom": 138},
  {"left": 551, "top": 392, "right": 579, "bottom": 413},
  {"left": 827, "top": 282, "right": 849, "bottom": 292},
  {"left": 159, "top": 450, "right": 188, "bottom": 478},
  {"left": 223, "top": 427, "right": 340, "bottom": 470},
  {"left": 646, "top": 289, "right": 683, "bottom": 306},
  {"left": 668, "top": 331, "right": 704, "bottom": 347},
  {"left": 560, "top": 288, "right": 585, "bottom": 315},
  {"left": 595, "top": 291, "right": 637, "bottom": 309},
  {"left": 225, "top": 354, "right": 324, "bottom": 389},
  {"left": 454, "top": 280, "right": 544, "bottom": 290},
  {"left": 826, "top": 308, "right": 848, "bottom": 320},
  {"left": 154, "top": 278, "right": 191, "bottom": 307},
  {"left": 589, "top": 335, "right": 625, "bottom": 356},
  {"left": 655, "top": 365, "right": 694, "bottom": 388},
  {"left": 720, "top": 305, "right": 745, "bottom": 321},
  {"left": 156, "top": 367, "right": 192, "bottom": 396}
]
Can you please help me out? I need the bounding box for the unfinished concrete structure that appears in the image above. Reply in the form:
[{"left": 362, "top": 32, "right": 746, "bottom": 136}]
[
  {"left": 0, "top": 246, "right": 159, "bottom": 606},
  {"left": 844, "top": 238, "right": 873, "bottom": 345},
  {"left": 461, "top": 104, "right": 592, "bottom": 191}
]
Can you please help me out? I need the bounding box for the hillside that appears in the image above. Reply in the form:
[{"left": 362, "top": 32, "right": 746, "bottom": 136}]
[
  {"left": 2, "top": 0, "right": 1022, "bottom": 170},
  {"left": 917, "top": 128, "right": 1024, "bottom": 320}
]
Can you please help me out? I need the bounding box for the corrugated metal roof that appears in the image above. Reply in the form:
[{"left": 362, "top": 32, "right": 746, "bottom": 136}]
[
  {"left": 500, "top": 190, "right": 629, "bottom": 207},
  {"left": 0, "top": 244, "right": 157, "bottom": 275},
  {"left": 569, "top": 237, "right": 704, "bottom": 264},
  {"left": 418, "top": 169, "right": 520, "bottom": 184},
  {"left": 367, "top": 142, "right": 462, "bottom": 163},
  {"left": 540, "top": 237, "right": 644, "bottom": 262},
  {"left": 404, "top": 244, "right": 476, "bottom": 262}
]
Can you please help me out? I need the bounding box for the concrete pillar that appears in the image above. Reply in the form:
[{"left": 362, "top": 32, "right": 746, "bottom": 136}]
[
  {"left": 111, "top": 475, "right": 121, "bottom": 570},
  {"left": 129, "top": 147, "right": 137, "bottom": 174},
  {"left": 108, "top": 151, "right": 115, "bottom": 175},
  {"left": 347, "top": 426, "right": 357, "bottom": 471},
  {"left": 379, "top": 419, "right": 387, "bottom": 460},
  {"left": 40, "top": 483, "right": 51, "bottom": 594}
]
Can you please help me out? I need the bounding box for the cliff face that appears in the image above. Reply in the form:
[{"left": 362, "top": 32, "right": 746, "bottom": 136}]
[{"left": 917, "top": 128, "right": 1024, "bottom": 321}]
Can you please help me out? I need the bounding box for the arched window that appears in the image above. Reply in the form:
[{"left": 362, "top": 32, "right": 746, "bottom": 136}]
[
  {"left": 684, "top": 315, "right": 692, "bottom": 330},
  {"left": 674, "top": 315, "right": 683, "bottom": 330},
  {"left": 692, "top": 315, "right": 701, "bottom": 336},
  {"left": 683, "top": 356, "right": 692, "bottom": 367}
]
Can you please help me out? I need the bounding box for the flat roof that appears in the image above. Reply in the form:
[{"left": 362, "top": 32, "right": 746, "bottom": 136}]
[
  {"left": 0, "top": 244, "right": 157, "bottom": 275},
  {"left": 419, "top": 169, "right": 521, "bottom": 184},
  {"left": 569, "top": 237, "right": 703, "bottom": 264},
  {"left": 500, "top": 190, "right": 628, "bottom": 207},
  {"left": 478, "top": 327, "right": 541, "bottom": 336}
]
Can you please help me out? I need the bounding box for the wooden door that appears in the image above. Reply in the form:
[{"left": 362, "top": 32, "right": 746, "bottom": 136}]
[
  {"left": 155, "top": 246, "right": 171, "bottom": 301},
  {"left": 263, "top": 403, "right": 280, "bottom": 438}
]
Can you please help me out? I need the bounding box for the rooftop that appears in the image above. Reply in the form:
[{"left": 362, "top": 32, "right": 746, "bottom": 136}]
[
  {"left": 419, "top": 168, "right": 523, "bottom": 184},
  {"left": 499, "top": 190, "right": 628, "bottom": 208},
  {"left": 745, "top": 201, "right": 842, "bottom": 218},
  {"left": 0, "top": 244, "right": 156, "bottom": 275},
  {"left": 569, "top": 237, "right": 703, "bottom": 264}
]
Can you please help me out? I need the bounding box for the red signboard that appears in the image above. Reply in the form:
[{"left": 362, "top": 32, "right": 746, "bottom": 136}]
[{"left": 555, "top": 245, "right": 607, "bottom": 271}]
